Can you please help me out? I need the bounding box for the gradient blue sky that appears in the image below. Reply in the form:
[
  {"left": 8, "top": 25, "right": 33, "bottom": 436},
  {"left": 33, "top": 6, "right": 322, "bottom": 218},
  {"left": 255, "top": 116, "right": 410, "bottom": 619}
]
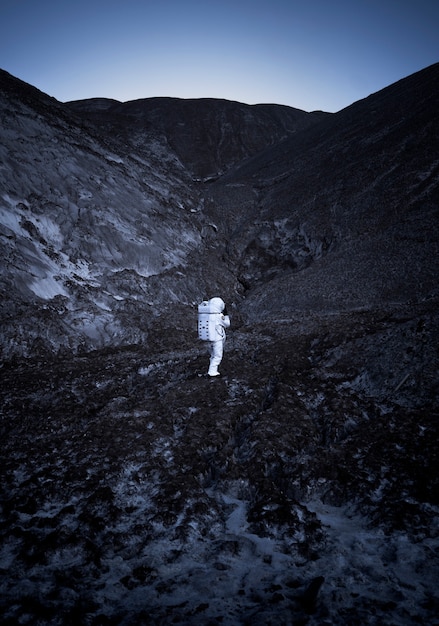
[{"left": 1, "top": 0, "right": 438, "bottom": 112}]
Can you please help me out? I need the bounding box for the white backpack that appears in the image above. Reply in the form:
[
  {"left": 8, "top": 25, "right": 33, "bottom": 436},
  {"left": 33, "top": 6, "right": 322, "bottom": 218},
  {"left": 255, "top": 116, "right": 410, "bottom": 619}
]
[{"left": 197, "top": 300, "right": 219, "bottom": 341}]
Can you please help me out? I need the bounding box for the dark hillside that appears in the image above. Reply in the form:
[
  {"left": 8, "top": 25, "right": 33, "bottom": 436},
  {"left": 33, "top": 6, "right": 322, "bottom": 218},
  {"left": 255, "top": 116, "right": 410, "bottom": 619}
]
[
  {"left": 66, "top": 96, "right": 329, "bottom": 179},
  {"left": 1, "top": 65, "right": 438, "bottom": 625},
  {"left": 203, "top": 63, "right": 439, "bottom": 316}
]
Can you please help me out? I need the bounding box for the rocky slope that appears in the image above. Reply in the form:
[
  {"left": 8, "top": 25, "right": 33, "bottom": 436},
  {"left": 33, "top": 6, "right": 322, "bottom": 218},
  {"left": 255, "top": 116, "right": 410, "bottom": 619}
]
[
  {"left": 65, "top": 96, "right": 328, "bottom": 181},
  {"left": 204, "top": 63, "right": 439, "bottom": 317},
  {"left": 1, "top": 64, "right": 438, "bottom": 624}
]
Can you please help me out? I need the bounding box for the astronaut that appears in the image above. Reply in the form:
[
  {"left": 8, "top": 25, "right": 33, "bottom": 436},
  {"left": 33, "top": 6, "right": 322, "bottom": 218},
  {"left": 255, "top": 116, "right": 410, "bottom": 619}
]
[{"left": 207, "top": 297, "right": 230, "bottom": 377}]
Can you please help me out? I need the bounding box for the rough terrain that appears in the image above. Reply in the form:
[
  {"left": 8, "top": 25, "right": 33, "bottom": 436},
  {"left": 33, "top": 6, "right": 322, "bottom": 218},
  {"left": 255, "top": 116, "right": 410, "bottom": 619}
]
[{"left": 1, "top": 64, "right": 438, "bottom": 624}]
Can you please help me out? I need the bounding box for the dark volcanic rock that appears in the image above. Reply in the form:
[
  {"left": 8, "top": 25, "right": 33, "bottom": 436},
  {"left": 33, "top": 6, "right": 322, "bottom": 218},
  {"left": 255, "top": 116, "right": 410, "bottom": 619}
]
[
  {"left": 204, "top": 63, "right": 439, "bottom": 318},
  {"left": 66, "top": 96, "right": 328, "bottom": 179},
  {"left": 1, "top": 64, "right": 438, "bottom": 624},
  {"left": 1, "top": 312, "right": 438, "bottom": 624}
]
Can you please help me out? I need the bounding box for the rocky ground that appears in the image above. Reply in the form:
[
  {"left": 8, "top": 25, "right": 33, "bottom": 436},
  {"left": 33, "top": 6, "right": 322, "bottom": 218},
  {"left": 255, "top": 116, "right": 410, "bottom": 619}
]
[{"left": 1, "top": 305, "right": 438, "bottom": 625}]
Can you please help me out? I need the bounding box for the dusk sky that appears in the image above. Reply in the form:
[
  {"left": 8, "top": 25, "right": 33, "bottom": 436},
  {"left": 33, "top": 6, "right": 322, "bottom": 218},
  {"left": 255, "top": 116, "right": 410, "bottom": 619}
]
[{"left": 1, "top": 0, "right": 438, "bottom": 112}]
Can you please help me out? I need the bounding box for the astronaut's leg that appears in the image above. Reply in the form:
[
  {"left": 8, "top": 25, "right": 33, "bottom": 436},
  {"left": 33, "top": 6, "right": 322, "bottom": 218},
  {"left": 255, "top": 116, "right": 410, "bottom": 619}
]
[{"left": 208, "top": 339, "right": 224, "bottom": 376}]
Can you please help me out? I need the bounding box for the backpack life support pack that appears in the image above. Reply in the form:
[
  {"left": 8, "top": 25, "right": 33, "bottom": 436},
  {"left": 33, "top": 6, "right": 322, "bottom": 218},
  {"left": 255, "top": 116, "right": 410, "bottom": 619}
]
[{"left": 198, "top": 300, "right": 218, "bottom": 341}]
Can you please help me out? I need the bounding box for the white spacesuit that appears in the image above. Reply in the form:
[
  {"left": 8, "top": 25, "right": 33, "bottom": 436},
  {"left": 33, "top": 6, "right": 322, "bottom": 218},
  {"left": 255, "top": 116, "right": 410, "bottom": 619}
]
[{"left": 207, "top": 297, "right": 230, "bottom": 377}]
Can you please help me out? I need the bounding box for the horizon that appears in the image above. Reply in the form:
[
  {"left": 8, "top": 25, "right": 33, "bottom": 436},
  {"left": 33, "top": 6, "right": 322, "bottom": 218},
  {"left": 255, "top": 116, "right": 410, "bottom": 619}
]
[{"left": 1, "top": 0, "right": 438, "bottom": 113}]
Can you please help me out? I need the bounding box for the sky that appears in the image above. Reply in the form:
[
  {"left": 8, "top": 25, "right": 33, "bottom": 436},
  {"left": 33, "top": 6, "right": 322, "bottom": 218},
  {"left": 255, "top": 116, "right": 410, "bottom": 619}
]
[{"left": 0, "top": 0, "right": 438, "bottom": 113}]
